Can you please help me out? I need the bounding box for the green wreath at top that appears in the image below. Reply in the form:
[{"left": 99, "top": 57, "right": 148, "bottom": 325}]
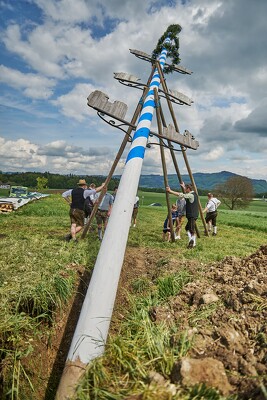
[{"left": 151, "top": 24, "right": 182, "bottom": 74}]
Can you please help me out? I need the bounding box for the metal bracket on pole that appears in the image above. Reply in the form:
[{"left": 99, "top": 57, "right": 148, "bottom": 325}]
[
  {"left": 163, "top": 126, "right": 199, "bottom": 149},
  {"left": 96, "top": 112, "right": 133, "bottom": 140},
  {"left": 113, "top": 72, "right": 146, "bottom": 90},
  {"left": 129, "top": 48, "right": 193, "bottom": 74},
  {"left": 87, "top": 90, "right": 198, "bottom": 151},
  {"left": 159, "top": 88, "right": 193, "bottom": 106},
  {"left": 114, "top": 71, "right": 193, "bottom": 106}
]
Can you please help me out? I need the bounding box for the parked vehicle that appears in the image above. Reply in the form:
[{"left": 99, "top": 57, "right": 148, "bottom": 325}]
[{"left": 9, "top": 186, "right": 28, "bottom": 198}]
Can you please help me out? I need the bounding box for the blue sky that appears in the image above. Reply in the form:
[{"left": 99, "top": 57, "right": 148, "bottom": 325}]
[{"left": 0, "top": 0, "right": 267, "bottom": 179}]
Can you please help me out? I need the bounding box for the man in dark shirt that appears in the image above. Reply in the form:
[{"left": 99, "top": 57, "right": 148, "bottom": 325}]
[
  {"left": 62, "top": 179, "right": 104, "bottom": 242},
  {"left": 166, "top": 182, "right": 199, "bottom": 248}
]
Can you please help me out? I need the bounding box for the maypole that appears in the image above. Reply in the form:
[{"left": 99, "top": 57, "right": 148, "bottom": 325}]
[{"left": 56, "top": 25, "right": 182, "bottom": 399}]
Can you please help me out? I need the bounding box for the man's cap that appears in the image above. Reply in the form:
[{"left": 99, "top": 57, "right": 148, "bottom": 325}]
[{"left": 78, "top": 179, "right": 87, "bottom": 185}]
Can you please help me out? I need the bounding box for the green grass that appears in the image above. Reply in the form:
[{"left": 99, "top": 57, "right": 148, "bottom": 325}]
[
  {"left": 77, "top": 289, "right": 194, "bottom": 399},
  {"left": 0, "top": 193, "right": 266, "bottom": 399},
  {"left": 0, "top": 188, "right": 9, "bottom": 197},
  {"left": 219, "top": 209, "right": 267, "bottom": 232},
  {"left": 138, "top": 190, "right": 267, "bottom": 211},
  {"left": 156, "top": 271, "right": 192, "bottom": 301},
  {"left": 129, "top": 206, "right": 266, "bottom": 263},
  {"left": 0, "top": 195, "right": 102, "bottom": 398},
  {"left": 75, "top": 272, "right": 232, "bottom": 400}
]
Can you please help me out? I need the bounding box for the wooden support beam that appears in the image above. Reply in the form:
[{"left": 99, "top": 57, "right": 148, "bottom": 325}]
[
  {"left": 154, "top": 88, "right": 175, "bottom": 243},
  {"left": 156, "top": 60, "right": 209, "bottom": 237}
]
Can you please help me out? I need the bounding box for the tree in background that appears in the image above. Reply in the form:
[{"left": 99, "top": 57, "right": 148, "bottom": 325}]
[
  {"left": 216, "top": 176, "right": 254, "bottom": 210},
  {"left": 36, "top": 176, "right": 48, "bottom": 192}
]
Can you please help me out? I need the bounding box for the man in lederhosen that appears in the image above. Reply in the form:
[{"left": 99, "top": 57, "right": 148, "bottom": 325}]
[{"left": 166, "top": 182, "right": 199, "bottom": 249}]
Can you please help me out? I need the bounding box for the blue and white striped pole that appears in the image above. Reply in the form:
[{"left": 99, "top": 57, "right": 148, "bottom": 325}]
[{"left": 56, "top": 38, "right": 171, "bottom": 399}]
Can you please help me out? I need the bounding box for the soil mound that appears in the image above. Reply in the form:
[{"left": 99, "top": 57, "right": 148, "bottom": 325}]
[{"left": 117, "top": 245, "right": 267, "bottom": 399}]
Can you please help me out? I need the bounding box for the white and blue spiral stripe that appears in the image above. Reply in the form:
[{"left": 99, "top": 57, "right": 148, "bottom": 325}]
[{"left": 126, "top": 39, "right": 170, "bottom": 163}]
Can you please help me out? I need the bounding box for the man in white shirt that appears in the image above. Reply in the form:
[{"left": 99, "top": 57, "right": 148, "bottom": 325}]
[
  {"left": 203, "top": 193, "right": 221, "bottom": 236},
  {"left": 83, "top": 183, "right": 99, "bottom": 224},
  {"left": 95, "top": 188, "right": 114, "bottom": 240},
  {"left": 88, "top": 183, "right": 98, "bottom": 204}
]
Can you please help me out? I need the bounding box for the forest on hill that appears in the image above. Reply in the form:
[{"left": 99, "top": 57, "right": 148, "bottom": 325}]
[
  {"left": 0, "top": 171, "right": 119, "bottom": 191},
  {"left": 0, "top": 170, "right": 266, "bottom": 196}
]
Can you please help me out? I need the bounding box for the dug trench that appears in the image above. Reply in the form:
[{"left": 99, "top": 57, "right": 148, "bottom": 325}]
[{"left": 20, "top": 245, "right": 267, "bottom": 399}]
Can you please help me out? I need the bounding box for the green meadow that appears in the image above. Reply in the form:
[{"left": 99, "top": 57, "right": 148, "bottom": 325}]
[
  {"left": 138, "top": 190, "right": 267, "bottom": 234},
  {"left": 0, "top": 192, "right": 266, "bottom": 399}
]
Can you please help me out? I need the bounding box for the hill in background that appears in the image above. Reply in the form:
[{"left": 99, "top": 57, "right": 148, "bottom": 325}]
[
  {"left": 129, "top": 171, "right": 267, "bottom": 194},
  {"left": 1, "top": 170, "right": 266, "bottom": 195}
]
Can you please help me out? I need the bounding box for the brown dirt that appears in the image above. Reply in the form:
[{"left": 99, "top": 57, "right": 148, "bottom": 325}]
[
  {"left": 22, "top": 245, "right": 267, "bottom": 399},
  {"left": 114, "top": 245, "right": 267, "bottom": 399}
]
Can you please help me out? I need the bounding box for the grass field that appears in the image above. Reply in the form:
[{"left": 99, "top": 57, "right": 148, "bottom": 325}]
[
  {"left": 0, "top": 192, "right": 266, "bottom": 399},
  {"left": 138, "top": 190, "right": 267, "bottom": 234},
  {"left": 138, "top": 190, "right": 267, "bottom": 211}
]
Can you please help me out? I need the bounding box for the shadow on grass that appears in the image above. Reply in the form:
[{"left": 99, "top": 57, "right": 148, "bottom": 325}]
[{"left": 44, "top": 268, "right": 92, "bottom": 400}]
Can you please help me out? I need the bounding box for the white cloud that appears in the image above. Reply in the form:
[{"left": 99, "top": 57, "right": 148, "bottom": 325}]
[
  {"left": 0, "top": 136, "right": 124, "bottom": 175},
  {"left": 3, "top": 24, "right": 64, "bottom": 78},
  {"left": 51, "top": 83, "right": 100, "bottom": 121},
  {"left": 0, "top": 137, "right": 46, "bottom": 170},
  {"left": 0, "top": 0, "right": 267, "bottom": 180},
  {"left": 0, "top": 65, "right": 56, "bottom": 99},
  {"left": 33, "top": 0, "right": 92, "bottom": 23},
  {"left": 202, "top": 146, "right": 224, "bottom": 161}
]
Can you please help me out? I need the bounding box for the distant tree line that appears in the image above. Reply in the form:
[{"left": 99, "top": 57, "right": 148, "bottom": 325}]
[
  {"left": 0, "top": 172, "right": 119, "bottom": 190},
  {"left": 1, "top": 172, "right": 266, "bottom": 204}
]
